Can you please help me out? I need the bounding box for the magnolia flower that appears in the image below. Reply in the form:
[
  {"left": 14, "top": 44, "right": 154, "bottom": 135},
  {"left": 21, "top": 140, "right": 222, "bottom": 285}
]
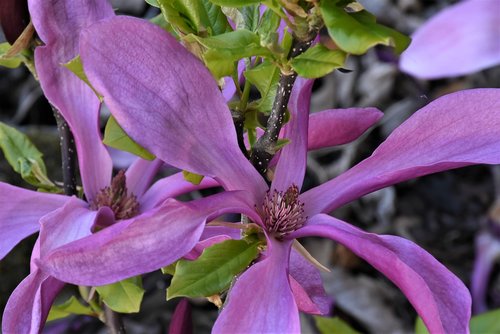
[
  {"left": 1, "top": 1, "right": 215, "bottom": 332},
  {"left": 400, "top": 0, "right": 500, "bottom": 79},
  {"left": 40, "top": 16, "right": 500, "bottom": 333}
]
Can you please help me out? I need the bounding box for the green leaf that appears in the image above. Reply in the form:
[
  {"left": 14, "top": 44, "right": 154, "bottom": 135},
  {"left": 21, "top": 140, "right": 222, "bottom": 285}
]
[
  {"left": 314, "top": 316, "right": 360, "bottom": 334},
  {"left": 0, "top": 122, "right": 57, "bottom": 189},
  {"left": 416, "top": 309, "right": 500, "bottom": 334},
  {"left": 95, "top": 277, "right": 145, "bottom": 313},
  {"left": 167, "top": 238, "right": 261, "bottom": 299},
  {"left": 291, "top": 44, "right": 347, "bottom": 78},
  {"left": 47, "top": 296, "right": 95, "bottom": 322},
  {"left": 244, "top": 61, "right": 280, "bottom": 113},
  {"left": 0, "top": 43, "right": 22, "bottom": 68},
  {"left": 207, "top": 0, "right": 261, "bottom": 7},
  {"left": 320, "top": 1, "right": 410, "bottom": 55},
  {"left": 182, "top": 170, "right": 204, "bottom": 185},
  {"left": 161, "top": 262, "right": 177, "bottom": 275},
  {"left": 257, "top": 7, "right": 282, "bottom": 52},
  {"left": 238, "top": 5, "right": 260, "bottom": 31},
  {"left": 187, "top": 29, "right": 273, "bottom": 79},
  {"left": 103, "top": 116, "right": 156, "bottom": 160},
  {"left": 158, "top": 0, "right": 231, "bottom": 36},
  {"left": 145, "top": 0, "right": 159, "bottom": 7},
  {"left": 64, "top": 56, "right": 102, "bottom": 100}
]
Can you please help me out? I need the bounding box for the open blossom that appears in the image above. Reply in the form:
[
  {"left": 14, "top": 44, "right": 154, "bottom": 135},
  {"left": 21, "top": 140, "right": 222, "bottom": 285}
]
[
  {"left": 400, "top": 0, "right": 500, "bottom": 79},
  {"left": 37, "top": 16, "right": 500, "bottom": 333}
]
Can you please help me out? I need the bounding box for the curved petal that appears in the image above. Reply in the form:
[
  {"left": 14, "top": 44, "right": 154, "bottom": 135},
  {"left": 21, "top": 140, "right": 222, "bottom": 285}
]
[
  {"left": 303, "top": 89, "right": 500, "bottom": 215},
  {"left": 80, "top": 16, "right": 267, "bottom": 202},
  {"left": 38, "top": 197, "right": 106, "bottom": 258},
  {"left": 2, "top": 269, "right": 64, "bottom": 334},
  {"left": 272, "top": 78, "right": 313, "bottom": 192},
  {"left": 29, "top": 0, "right": 114, "bottom": 200},
  {"left": 0, "top": 182, "right": 69, "bottom": 260},
  {"left": 213, "top": 239, "right": 300, "bottom": 333},
  {"left": 471, "top": 232, "right": 500, "bottom": 314},
  {"left": 125, "top": 158, "right": 163, "bottom": 199},
  {"left": 400, "top": 0, "right": 500, "bottom": 79},
  {"left": 289, "top": 249, "right": 331, "bottom": 315},
  {"left": 139, "top": 172, "right": 219, "bottom": 212},
  {"left": 169, "top": 299, "right": 192, "bottom": 334},
  {"left": 289, "top": 214, "right": 471, "bottom": 334},
  {"left": 40, "top": 191, "right": 259, "bottom": 286},
  {"left": 308, "top": 107, "right": 383, "bottom": 150}
]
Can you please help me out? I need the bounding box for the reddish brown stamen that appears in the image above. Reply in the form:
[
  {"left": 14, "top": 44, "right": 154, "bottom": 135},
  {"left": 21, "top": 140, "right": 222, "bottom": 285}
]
[{"left": 90, "top": 170, "right": 140, "bottom": 220}]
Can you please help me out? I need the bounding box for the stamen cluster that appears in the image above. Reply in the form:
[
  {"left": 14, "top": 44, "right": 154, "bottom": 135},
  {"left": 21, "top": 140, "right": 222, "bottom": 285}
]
[
  {"left": 261, "top": 185, "right": 306, "bottom": 239},
  {"left": 90, "top": 170, "right": 140, "bottom": 220}
]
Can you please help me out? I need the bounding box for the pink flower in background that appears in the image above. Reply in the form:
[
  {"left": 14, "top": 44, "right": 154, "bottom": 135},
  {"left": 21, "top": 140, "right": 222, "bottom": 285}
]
[{"left": 400, "top": 0, "right": 500, "bottom": 79}]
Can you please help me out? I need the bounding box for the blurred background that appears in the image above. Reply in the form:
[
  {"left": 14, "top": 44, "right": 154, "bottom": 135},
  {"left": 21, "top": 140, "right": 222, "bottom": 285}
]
[{"left": 1, "top": 0, "right": 499, "bottom": 332}]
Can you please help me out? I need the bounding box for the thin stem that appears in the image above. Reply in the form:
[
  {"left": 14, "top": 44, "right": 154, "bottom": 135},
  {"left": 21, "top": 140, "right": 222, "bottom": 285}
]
[
  {"left": 250, "top": 35, "right": 316, "bottom": 178},
  {"left": 104, "top": 306, "right": 126, "bottom": 334},
  {"left": 52, "top": 108, "right": 77, "bottom": 196}
]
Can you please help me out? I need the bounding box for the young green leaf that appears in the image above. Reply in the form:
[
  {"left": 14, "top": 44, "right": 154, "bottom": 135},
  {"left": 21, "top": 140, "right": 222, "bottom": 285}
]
[
  {"left": 167, "top": 238, "right": 261, "bottom": 299},
  {"left": 47, "top": 296, "right": 95, "bottom": 322},
  {"left": 0, "top": 43, "right": 22, "bottom": 68},
  {"left": 145, "top": 0, "right": 159, "bottom": 7},
  {"left": 64, "top": 55, "right": 102, "bottom": 100},
  {"left": 182, "top": 170, "right": 204, "bottom": 185},
  {"left": 314, "top": 316, "right": 360, "bottom": 334},
  {"left": 320, "top": 1, "right": 410, "bottom": 55},
  {"left": 238, "top": 4, "right": 260, "bottom": 31},
  {"left": 0, "top": 122, "right": 57, "bottom": 190},
  {"left": 103, "top": 116, "right": 156, "bottom": 161},
  {"left": 244, "top": 61, "right": 280, "bottom": 113},
  {"left": 290, "top": 44, "right": 347, "bottom": 78},
  {"left": 207, "top": 0, "right": 261, "bottom": 7},
  {"left": 95, "top": 277, "right": 145, "bottom": 314}
]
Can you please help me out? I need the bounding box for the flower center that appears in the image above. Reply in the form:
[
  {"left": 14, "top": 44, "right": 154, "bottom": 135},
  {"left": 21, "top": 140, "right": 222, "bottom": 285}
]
[
  {"left": 260, "top": 185, "right": 306, "bottom": 239},
  {"left": 90, "top": 170, "right": 140, "bottom": 220}
]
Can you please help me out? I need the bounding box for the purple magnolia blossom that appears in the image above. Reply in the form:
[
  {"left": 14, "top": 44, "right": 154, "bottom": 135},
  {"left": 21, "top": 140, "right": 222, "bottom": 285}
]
[
  {"left": 400, "top": 0, "right": 500, "bottom": 79},
  {"left": 38, "top": 16, "right": 500, "bottom": 333}
]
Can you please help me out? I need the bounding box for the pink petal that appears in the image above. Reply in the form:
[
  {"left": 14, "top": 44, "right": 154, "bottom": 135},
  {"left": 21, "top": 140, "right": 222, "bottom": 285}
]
[
  {"left": 289, "top": 249, "right": 331, "bottom": 315},
  {"left": 139, "top": 172, "right": 219, "bottom": 212},
  {"left": 308, "top": 107, "right": 383, "bottom": 150},
  {"left": 168, "top": 299, "right": 192, "bottom": 334},
  {"left": 400, "top": 0, "right": 500, "bottom": 79},
  {"left": 125, "top": 158, "right": 163, "bottom": 199},
  {"left": 471, "top": 231, "right": 500, "bottom": 314},
  {"left": 0, "top": 182, "right": 69, "bottom": 260},
  {"left": 302, "top": 89, "right": 500, "bottom": 215},
  {"left": 289, "top": 214, "right": 471, "bottom": 334},
  {"left": 213, "top": 239, "right": 300, "bottom": 333},
  {"left": 29, "top": 0, "right": 114, "bottom": 200},
  {"left": 80, "top": 16, "right": 267, "bottom": 202},
  {"left": 272, "top": 78, "right": 313, "bottom": 192},
  {"left": 2, "top": 269, "right": 64, "bottom": 334},
  {"left": 41, "top": 191, "right": 259, "bottom": 286}
]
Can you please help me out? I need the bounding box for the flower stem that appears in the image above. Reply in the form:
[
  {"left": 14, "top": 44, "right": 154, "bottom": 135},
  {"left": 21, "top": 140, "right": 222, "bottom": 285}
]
[{"left": 250, "top": 35, "right": 316, "bottom": 178}]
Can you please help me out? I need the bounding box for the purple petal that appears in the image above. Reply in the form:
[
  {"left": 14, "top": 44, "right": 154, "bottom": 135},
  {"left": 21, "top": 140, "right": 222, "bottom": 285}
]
[
  {"left": 213, "top": 239, "right": 300, "bottom": 333},
  {"left": 169, "top": 299, "right": 192, "bottom": 334},
  {"left": 38, "top": 197, "right": 106, "bottom": 258},
  {"left": 302, "top": 89, "right": 500, "bottom": 215},
  {"left": 29, "top": 0, "right": 114, "bottom": 200},
  {"left": 400, "top": 0, "right": 500, "bottom": 79},
  {"left": 471, "top": 231, "right": 500, "bottom": 314},
  {"left": 308, "top": 108, "right": 383, "bottom": 150},
  {"left": 184, "top": 235, "right": 233, "bottom": 261},
  {"left": 125, "top": 158, "right": 163, "bottom": 199},
  {"left": 289, "top": 249, "right": 331, "bottom": 315},
  {"left": 289, "top": 214, "right": 471, "bottom": 334},
  {"left": 272, "top": 78, "right": 313, "bottom": 192},
  {"left": 80, "top": 16, "right": 267, "bottom": 201},
  {"left": 41, "top": 191, "right": 259, "bottom": 286},
  {"left": 0, "top": 182, "right": 69, "bottom": 260},
  {"left": 139, "top": 172, "right": 219, "bottom": 212},
  {"left": 2, "top": 269, "right": 64, "bottom": 334}
]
